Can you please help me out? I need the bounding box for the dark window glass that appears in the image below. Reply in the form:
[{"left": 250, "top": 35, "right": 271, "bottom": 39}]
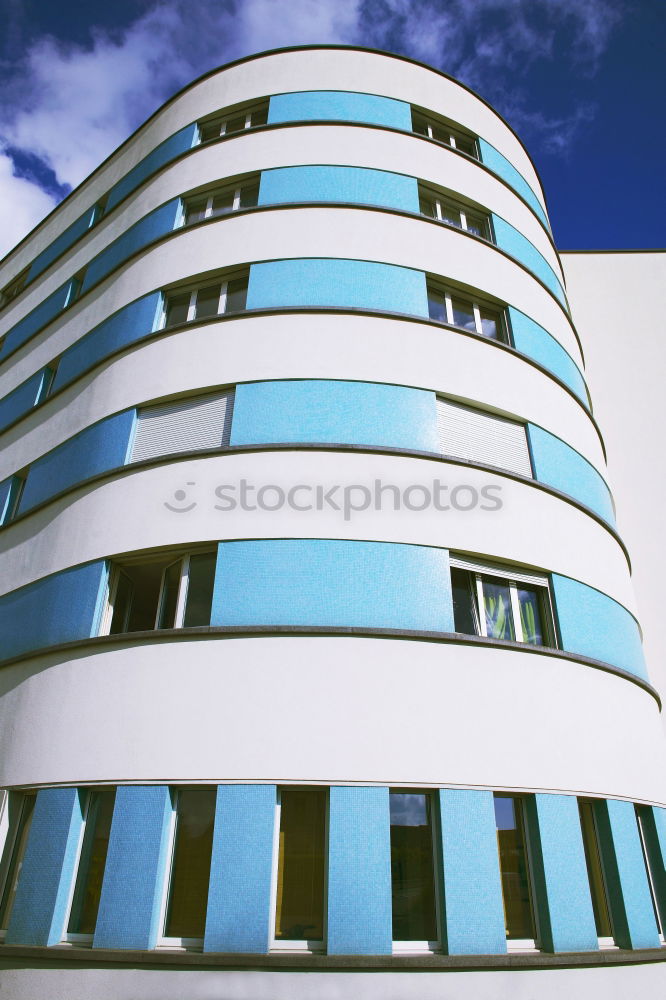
[
  {"left": 451, "top": 568, "right": 478, "bottom": 635},
  {"left": 517, "top": 586, "right": 545, "bottom": 645},
  {"left": 635, "top": 806, "right": 664, "bottom": 935},
  {"left": 183, "top": 552, "right": 216, "bottom": 627},
  {"left": 482, "top": 578, "right": 515, "bottom": 640},
  {"left": 440, "top": 202, "right": 462, "bottom": 228},
  {"left": 419, "top": 195, "right": 437, "bottom": 219},
  {"left": 225, "top": 113, "right": 247, "bottom": 135},
  {"left": 431, "top": 122, "right": 452, "bottom": 145},
  {"left": 450, "top": 296, "right": 476, "bottom": 332},
  {"left": 195, "top": 284, "right": 221, "bottom": 320},
  {"left": 250, "top": 106, "right": 268, "bottom": 127},
  {"left": 455, "top": 135, "right": 476, "bottom": 157},
  {"left": 390, "top": 792, "right": 438, "bottom": 941},
  {"left": 479, "top": 308, "right": 501, "bottom": 340},
  {"left": 427, "top": 289, "right": 447, "bottom": 323},
  {"left": 157, "top": 560, "right": 182, "bottom": 629},
  {"left": 275, "top": 789, "right": 326, "bottom": 940},
  {"left": 494, "top": 795, "right": 536, "bottom": 939},
  {"left": 109, "top": 570, "right": 133, "bottom": 633},
  {"left": 239, "top": 183, "right": 259, "bottom": 209},
  {"left": 67, "top": 790, "right": 115, "bottom": 935},
  {"left": 412, "top": 113, "right": 429, "bottom": 136},
  {"left": 2, "top": 475, "right": 26, "bottom": 525},
  {"left": 200, "top": 120, "right": 222, "bottom": 142},
  {"left": 225, "top": 277, "right": 248, "bottom": 313},
  {"left": 164, "top": 788, "right": 216, "bottom": 939},
  {"left": 465, "top": 213, "right": 486, "bottom": 238},
  {"left": 185, "top": 198, "right": 208, "bottom": 225},
  {"left": 210, "top": 191, "right": 236, "bottom": 216},
  {"left": 110, "top": 559, "right": 173, "bottom": 633},
  {"left": 35, "top": 365, "right": 58, "bottom": 405},
  {"left": 0, "top": 795, "right": 35, "bottom": 930},
  {"left": 579, "top": 800, "right": 613, "bottom": 937},
  {"left": 165, "top": 292, "right": 190, "bottom": 327}
]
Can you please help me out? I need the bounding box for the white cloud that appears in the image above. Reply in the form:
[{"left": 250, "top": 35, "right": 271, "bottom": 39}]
[
  {"left": 0, "top": 150, "right": 58, "bottom": 260},
  {"left": 0, "top": 0, "right": 625, "bottom": 261}
]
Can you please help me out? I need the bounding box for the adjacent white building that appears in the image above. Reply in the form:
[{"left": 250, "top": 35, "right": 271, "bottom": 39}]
[{"left": 0, "top": 45, "right": 664, "bottom": 999}]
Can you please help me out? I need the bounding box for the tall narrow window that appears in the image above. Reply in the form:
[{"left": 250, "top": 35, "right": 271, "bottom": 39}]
[
  {"left": 163, "top": 788, "right": 216, "bottom": 941},
  {"left": 578, "top": 800, "right": 613, "bottom": 938},
  {"left": 390, "top": 791, "right": 438, "bottom": 945},
  {"left": 0, "top": 794, "right": 35, "bottom": 933},
  {"left": 494, "top": 795, "right": 536, "bottom": 942},
  {"left": 635, "top": 806, "right": 665, "bottom": 937},
  {"left": 274, "top": 789, "right": 326, "bottom": 943},
  {"left": 66, "top": 789, "right": 115, "bottom": 937},
  {"left": 427, "top": 284, "right": 507, "bottom": 343}
]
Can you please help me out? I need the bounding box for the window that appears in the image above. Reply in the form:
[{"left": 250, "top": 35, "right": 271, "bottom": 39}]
[
  {"left": 412, "top": 110, "right": 478, "bottom": 158},
  {"left": 162, "top": 271, "right": 249, "bottom": 328},
  {"left": 450, "top": 556, "right": 556, "bottom": 647},
  {"left": 198, "top": 101, "right": 269, "bottom": 143},
  {"left": 65, "top": 789, "right": 115, "bottom": 941},
  {"left": 273, "top": 788, "right": 326, "bottom": 948},
  {"left": 160, "top": 788, "right": 216, "bottom": 945},
  {"left": 436, "top": 397, "right": 532, "bottom": 477},
  {"left": 390, "top": 791, "right": 439, "bottom": 949},
  {"left": 88, "top": 196, "right": 108, "bottom": 229},
  {"left": 64, "top": 270, "right": 86, "bottom": 307},
  {"left": 494, "top": 795, "right": 537, "bottom": 945},
  {"left": 419, "top": 185, "right": 491, "bottom": 240},
  {"left": 0, "top": 472, "right": 27, "bottom": 527},
  {"left": 0, "top": 268, "right": 29, "bottom": 309},
  {"left": 101, "top": 549, "right": 217, "bottom": 635},
  {"left": 635, "top": 806, "right": 665, "bottom": 938},
  {"left": 0, "top": 793, "right": 35, "bottom": 936},
  {"left": 183, "top": 177, "right": 260, "bottom": 226},
  {"left": 578, "top": 800, "right": 614, "bottom": 941},
  {"left": 427, "top": 284, "right": 507, "bottom": 343},
  {"left": 131, "top": 389, "right": 234, "bottom": 462},
  {"left": 34, "top": 363, "right": 59, "bottom": 406}
]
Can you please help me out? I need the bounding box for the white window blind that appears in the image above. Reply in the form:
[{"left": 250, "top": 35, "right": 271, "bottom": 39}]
[
  {"left": 449, "top": 554, "right": 548, "bottom": 588},
  {"left": 131, "top": 389, "right": 234, "bottom": 463},
  {"left": 436, "top": 397, "right": 532, "bottom": 477}
]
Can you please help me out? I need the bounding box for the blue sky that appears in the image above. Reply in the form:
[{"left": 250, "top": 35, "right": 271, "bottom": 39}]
[{"left": 0, "top": 0, "right": 663, "bottom": 257}]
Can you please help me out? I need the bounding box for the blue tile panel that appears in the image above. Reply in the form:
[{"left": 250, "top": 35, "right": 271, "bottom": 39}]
[
  {"left": 0, "top": 370, "right": 46, "bottom": 432},
  {"left": 594, "top": 799, "right": 661, "bottom": 949},
  {"left": 527, "top": 424, "right": 615, "bottom": 525},
  {"left": 525, "top": 794, "right": 598, "bottom": 952},
  {"left": 81, "top": 200, "right": 181, "bottom": 293},
  {"left": 551, "top": 575, "right": 647, "bottom": 680},
  {"left": 508, "top": 307, "right": 589, "bottom": 407},
  {"left": 27, "top": 206, "right": 97, "bottom": 282},
  {"left": 268, "top": 91, "right": 412, "bottom": 130},
  {"left": 0, "top": 280, "right": 73, "bottom": 360},
  {"left": 246, "top": 258, "right": 429, "bottom": 316},
  {"left": 258, "top": 165, "right": 419, "bottom": 214},
  {"left": 639, "top": 807, "right": 666, "bottom": 933},
  {"left": 437, "top": 789, "right": 506, "bottom": 954},
  {"left": 5, "top": 788, "right": 85, "bottom": 946},
  {"left": 492, "top": 214, "right": 567, "bottom": 307},
  {"left": 93, "top": 786, "right": 173, "bottom": 950},
  {"left": 105, "top": 124, "right": 198, "bottom": 211},
  {"left": 211, "top": 539, "right": 454, "bottom": 632},
  {"left": 17, "top": 409, "right": 136, "bottom": 514},
  {"left": 477, "top": 138, "right": 550, "bottom": 230},
  {"left": 204, "top": 784, "right": 276, "bottom": 953},
  {"left": 230, "top": 379, "right": 439, "bottom": 452},
  {"left": 0, "top": 560, "right": 107, "bottom": 661},
  {"left": 327, "top": 786, "right": 392, "bottom": 955},
  {"left": 52, "top": 293, "right": 162, "bottom": 392}
]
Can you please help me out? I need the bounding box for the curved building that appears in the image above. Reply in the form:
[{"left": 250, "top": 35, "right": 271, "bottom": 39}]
[{"left": 0, "top": 45, "right": 664, "bottom": 998}]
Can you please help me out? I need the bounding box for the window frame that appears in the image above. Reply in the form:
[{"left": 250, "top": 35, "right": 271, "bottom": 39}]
[
  {"left": 426, "top": 282, "right": 509, "bottom": 344},
  {"left": 411, "top": 110, "right": 479, "bottom": 159},
  {"left": 158, "top": 269, "right": 249, "bottom": 330},
  {"left": 0, "top": 791, "right": 36, "bottom": 940},
  {"left": 0, "top": 268, "right": 30, "bottom": 310},
  {"left": 61, "top": 788, "right": 115, "bottom": 946},
  {"left": 389, "top": 788, "right": 442, "bottom": 954},
  {"left": 197, "top": 100, "right": 269, "bottom": 144},
  {"left": 419, "top": 184, "right": 492, "bottom": 242},
  {"left": 493, "top": 793, "right": 540, "bottom": 951},
  {"left": 181, "top": 176, "right": 260, "bottom": 227},
  {"left": 578, "top": 798, "right": 616, "bottom": 948}
]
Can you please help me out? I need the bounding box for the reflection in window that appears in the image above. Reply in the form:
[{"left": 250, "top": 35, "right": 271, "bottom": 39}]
[
  {"left": 164, "top": 274, "right": 249, "bottom": 328},
  {"left": 451, "top": 562, "right": 554, "bottom": 648},
  {"left": 418, "top": 186, "right": 491, "bottom": 241},
  {"left": 0, "top": 794, "right": 35, "bottom": 932},
  {"left": 275, "top": 789, "right": 326, "bottom": 941},
  {"left": 184, "top": 178, "right": 260, "bottom": 225},
  {"left": 163, "top": 788, "right": 216, "bottom": 940},
  {"left": 390, "top": 792, "right": 438, "bottom": 942},
  {"left": 494, "top": 795, "right": 536, "bottom": 940},
  {"left": 67, "top": 789, "right": 115, "bottom": 936},
  {"left": 427, "top": 285, "right": 506, "bottom": 343},
  {"left": 578, "top": 800, "right": 613, "bottom": 938},
  {"left": 412, "top": 111, "right": 478, "bottom": 159}
]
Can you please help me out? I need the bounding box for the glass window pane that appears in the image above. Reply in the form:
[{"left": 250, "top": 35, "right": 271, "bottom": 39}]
[
  {"left": 185, "top": 199, "right": 208, "bottom": 225},
  {"left": 225, "top": 277, "right": 248, "bottom": 313},
  {"left": 109, "top": 570, "right": 133, "bottom": 634},
  {"left": 450, "top": 297, "right": 476, "bottom": 332},
  {"left": 635, "top": 806, "right": 664, "bottom": 936},
  {"left": 195, "top": 284, "right": 221, "bottom": 320},
  {"left": 157, "top": 560, "right": 182, "bottom": 629},
  {"left": 451, "top": 568, "right": 479, "bottom": 635},
  {"left": 517, "top": 586, "right": 545, "bottom": 645},
  {"left": 183, "top": 552, "right": 216, "bottom": 627},
  {"left": 479, "top": 308, "right": 501, "bottom": 340},
  {"left": 275, "top": 789, "right": 326, "bottom": 940},
  {"left": 250, "top": 107, "right": 268, "bottom": 127},
  {"left": 579, "top": 800, "right": 613, "bottom": 937},
  {"left": 67, "top": 790, "right": 115, "bottom": 935},
  {"left": 164, "top": 788, "right": 216, "bottom": 939},
  {"left": 431, "top": 123, "right": 451, "bottom": 144},
  {"left": 412, "top": 114, "right": 429, "bottom": 136},
  {"left": 239, "top": 183, "right": 259, "bottom": 209},
  {"left": 482, "top": 578, "right": 515, "bottom": 640},
  {"left": 419, "top": 195, "right": 437, "bottom": 219},
  {"left": 390, "top": 792, "right": 438, "bottom": 941},
  {"left": 210, "top": 191, "right": 235, "bottom": 216},
  {"left": 0, "top": 795, "right": 35, "bottom": 930},
  {"left": 225, "top": 114, "right": 247, "bottom": 134},
  {"left": 427, "top": 290, "right": 447, "bottom": 323},
  {"left": 454, "top": 134, "right": 476, "bottom": 157},
  {"left": 465, "top": 214, "right": 486, "bottom": 238},
  {"left": 165, "top": 292, "right": 190, "bottom": 328},
  {"left": 200, "top": 121, "right": 221, "bottom": 142},
  {"left": 440, "top": 203, "right": 462, "bottom": 227},
  {"left": 494, "top": 795, "right": 535, "bottom": 939}
]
